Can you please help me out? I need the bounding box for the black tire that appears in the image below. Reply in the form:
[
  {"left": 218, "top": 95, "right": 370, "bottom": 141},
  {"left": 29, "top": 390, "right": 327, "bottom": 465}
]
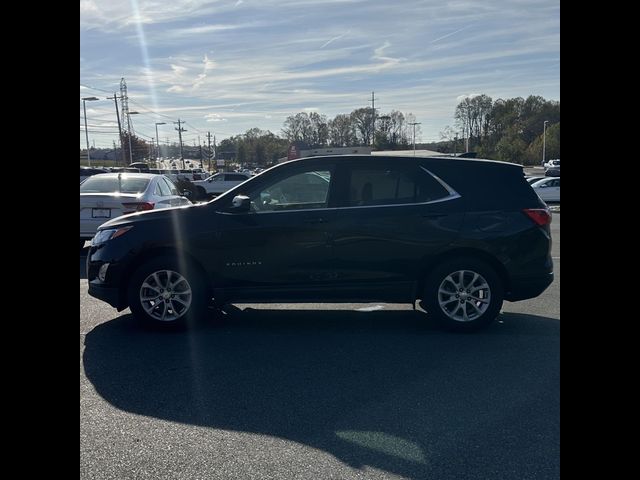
[
  {"left": 422, "top": 257, "right": 503, "bottom": 332},
  {"left": 127, "top": 256, "right": 208, "bottom": 330}
]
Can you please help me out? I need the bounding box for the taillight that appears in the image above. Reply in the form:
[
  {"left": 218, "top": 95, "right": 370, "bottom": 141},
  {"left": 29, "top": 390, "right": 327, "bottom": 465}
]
[
  {"left": 523, "top": 208, "right": 552, "bottom": 226},
  {"left": 122, "top": 202, "right": 155, "bottom": 214}
]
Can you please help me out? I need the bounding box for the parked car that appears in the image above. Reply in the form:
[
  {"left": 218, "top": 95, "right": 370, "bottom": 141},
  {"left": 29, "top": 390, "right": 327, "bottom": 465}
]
[
  {"left": 531, "top": 177, "right": 560, "bottom": 202},
  {"left": 545, "top": 166, "right": 560, "bottom": 177},
  {"left": 80, "top": 173, "right": 192, "bottom": 249},
  {"left": 192, "top": 172, "right": 252, "bottom": 199},
  {"left": 526, "top": 176, "right": 545, "bottom": 185},
  {"left": 543, "top": 159, "right": 560, "bottom": 170},
  {"left": 129, "top": 162, "right": 150, "bottom": 172},
  {"left": 191, "top": 168, "right": 206, "bottom": 180},
  {"left": 80, "top": 167, "right": 108, "bottom": 183},
  {"left": 86, "top": 155, "right": 553, "bottom": 331}
]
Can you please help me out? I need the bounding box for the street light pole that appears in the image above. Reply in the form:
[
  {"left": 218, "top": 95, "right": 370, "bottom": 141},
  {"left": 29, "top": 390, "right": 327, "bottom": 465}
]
[
  {"left": 542, "top": 120, "right": 549, "bottom": 166},
  {"left": 155, "top": 122, "right": 166, "bottom": 164},
  {"left": 409, "top": 122, "right": 421, "bottom": 156},
  {"left": 82, "top": 97, "right": 99, "bottom": 166}
]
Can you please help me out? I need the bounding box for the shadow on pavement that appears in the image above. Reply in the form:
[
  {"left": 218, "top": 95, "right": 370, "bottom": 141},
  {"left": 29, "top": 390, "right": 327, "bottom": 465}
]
[{"left": 83, "top": 309, "right": 559, "bottom": 479}]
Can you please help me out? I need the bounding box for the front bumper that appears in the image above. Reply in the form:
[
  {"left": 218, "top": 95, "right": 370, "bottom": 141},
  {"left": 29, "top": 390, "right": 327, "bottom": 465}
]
[{"left": 87, "top": 280, "right": 125, "bottom": 309}]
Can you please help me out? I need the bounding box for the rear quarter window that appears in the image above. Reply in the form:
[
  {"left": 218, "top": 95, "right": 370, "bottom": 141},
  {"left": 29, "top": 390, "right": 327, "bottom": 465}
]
[{"left": 423, "top": 160, "right": 542, "bottom": 210}]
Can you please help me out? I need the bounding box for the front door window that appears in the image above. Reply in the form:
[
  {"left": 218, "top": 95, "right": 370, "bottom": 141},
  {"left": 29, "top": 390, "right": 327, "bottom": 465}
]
[{"left": 250, "top": 170, "right": 332, "bottom": 212}]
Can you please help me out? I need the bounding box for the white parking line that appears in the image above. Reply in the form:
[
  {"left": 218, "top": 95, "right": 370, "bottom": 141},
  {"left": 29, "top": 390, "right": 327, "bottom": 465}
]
[{"left": 356, "top": 305, "right": 385, "bottom": 312}]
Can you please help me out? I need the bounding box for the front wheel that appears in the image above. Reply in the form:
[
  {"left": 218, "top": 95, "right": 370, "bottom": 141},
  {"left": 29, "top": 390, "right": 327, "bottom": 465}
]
[
  {"left": 127, "top": 257, "right": 208, "bottom": 330},
  {"left": 422, "top": 257, "right": 503, "bottom": 332}
]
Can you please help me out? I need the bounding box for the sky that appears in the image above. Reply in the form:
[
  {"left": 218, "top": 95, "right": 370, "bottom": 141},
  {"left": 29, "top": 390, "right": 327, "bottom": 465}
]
[{"left": 80, "top": 0, "right": 560, "bottom": 149}]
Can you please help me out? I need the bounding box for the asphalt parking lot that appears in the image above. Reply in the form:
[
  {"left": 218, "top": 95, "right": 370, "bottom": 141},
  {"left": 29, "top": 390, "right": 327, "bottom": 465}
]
[{"left": 80, "top": 214, "right": 559, "bottom": 480}]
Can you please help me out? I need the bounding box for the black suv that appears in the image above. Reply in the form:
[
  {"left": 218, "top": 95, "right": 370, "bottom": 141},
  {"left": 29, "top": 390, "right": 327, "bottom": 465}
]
[{"left": 87, "top": 155, "right": 553, "bottom": 331}]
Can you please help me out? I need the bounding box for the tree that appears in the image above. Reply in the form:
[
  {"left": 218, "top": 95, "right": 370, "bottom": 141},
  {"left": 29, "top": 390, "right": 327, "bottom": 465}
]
[
  {"left": 328, "top": 114, "right": 356, "bottom": 147},
  {"left": 455, "top": 94, "right": 493, "bottom": 150},
  {"left": 439, "top": 125, "right": 459, "bottom": 153},
  {"left": 121, "top": 132, "right": 150, "bottom": 163},
  {"left": 524, "top": 122, "right": 560, "bottom": 165},
  {"left": 350, "top": 107, "right": 375, "bottom": 146},
  {"left": 495, "top": 130, "right": 528, "bottom": 164}
]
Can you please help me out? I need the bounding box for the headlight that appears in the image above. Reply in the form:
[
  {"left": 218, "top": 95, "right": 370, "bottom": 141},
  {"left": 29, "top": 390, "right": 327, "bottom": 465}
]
[{"left": 91, "top": 226, "right": 133, "bottom": 246}]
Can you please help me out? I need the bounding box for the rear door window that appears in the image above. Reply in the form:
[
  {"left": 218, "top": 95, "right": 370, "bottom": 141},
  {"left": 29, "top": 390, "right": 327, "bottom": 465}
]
[
  {"left": 162, "top": 177, "right": 179, "bottom": 195},
  {"left": 346, "top": 163, "right": 448, "bottom": 207},
  {"left": 157, "top": 178, "right": 173, "bottom": 196}
]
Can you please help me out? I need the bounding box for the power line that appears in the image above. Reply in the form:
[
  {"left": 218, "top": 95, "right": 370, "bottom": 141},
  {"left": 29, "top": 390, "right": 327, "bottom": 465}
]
[
  {"left": 128, "top": 99, "right": 175, "bottom": 121},
  {"left": 80, "top": 83, "right": 115, "bottom": 94}
]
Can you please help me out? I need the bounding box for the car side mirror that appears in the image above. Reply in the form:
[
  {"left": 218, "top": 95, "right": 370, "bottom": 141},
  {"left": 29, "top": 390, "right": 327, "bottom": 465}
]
[{"left": 231, "top": 195, "right": 251, "bottom": 212}]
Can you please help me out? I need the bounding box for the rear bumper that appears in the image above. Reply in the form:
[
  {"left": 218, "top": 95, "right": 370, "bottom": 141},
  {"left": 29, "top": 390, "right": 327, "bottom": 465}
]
[{"left": 505, "top": 272, "right": 554, "bottom": 301}]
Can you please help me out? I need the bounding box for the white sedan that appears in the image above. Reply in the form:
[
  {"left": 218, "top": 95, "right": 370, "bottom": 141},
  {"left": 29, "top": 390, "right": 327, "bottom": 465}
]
[
  {"left": 543, "top": 159, "right": 560, "bottom": 170},
  {"left": 80, "top": 173, "right": 191, "bottom": 249},
  {"left": 530, "top": 177, "right": 560, "bottom": 202}
]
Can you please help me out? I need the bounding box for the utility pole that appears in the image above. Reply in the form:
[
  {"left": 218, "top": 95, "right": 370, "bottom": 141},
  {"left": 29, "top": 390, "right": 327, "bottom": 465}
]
[
  {"left": 213, "top": 135, "right": 217, "bottom": 171},
  {"left": 409, "top": 122, "right": 421, "bottom": 156},
  {"left": 542, "top": 120, "right": 549, "bottom": 166},
  {"left": 198, "top": 135, "right": 203, "bottom": 169},
  {"left": 174, "top": 119, "right": 187, "bottom": 168},
  {"left": 206, "top": 132, "right": 212, "bottom": 172},
  {"left": 106, "top": 93, "right": 126, "bottom": 165},
  {"left": 81, "top": 96, "right": 99, "bottom": 166},
  {"left": 370, "top": 91, "right": 377, "bottom": 148},
  {"left": 155, "top": 122, "right": 166, "bottom": 164}
]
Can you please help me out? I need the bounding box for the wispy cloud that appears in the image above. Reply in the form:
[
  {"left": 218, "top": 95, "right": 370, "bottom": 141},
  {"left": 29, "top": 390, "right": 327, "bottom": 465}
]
[
  {"left": 81, "top": 0, "right": 559, "bottom": 147},
  {"left": 320, "top": 31, "right": 350, "bottom": 49},
  {"left": 430, "top": 24, "right": 472, "bottom": 44}
]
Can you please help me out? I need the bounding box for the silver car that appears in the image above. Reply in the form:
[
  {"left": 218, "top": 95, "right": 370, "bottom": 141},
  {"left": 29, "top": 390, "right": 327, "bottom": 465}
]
[{"left": 80, "top": 173, "right": 191, "bottom": 249}]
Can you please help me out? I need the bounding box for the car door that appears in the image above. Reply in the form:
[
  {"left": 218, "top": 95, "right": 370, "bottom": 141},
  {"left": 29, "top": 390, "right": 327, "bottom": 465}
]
[
  {"left": 536, "top": 178, "right": 558, "bottom": 201},
  {"left": 329, "top": 159, "right": 465, "bottom": 301},
  {"left": 203, "top": 161, "right": 338, "bottom": 294},
  {"left": 162, "top": 177, "right": 191, "bottom": 206},
  {"left": 547, "top": 178, "right": 560, "bottom": 201}
]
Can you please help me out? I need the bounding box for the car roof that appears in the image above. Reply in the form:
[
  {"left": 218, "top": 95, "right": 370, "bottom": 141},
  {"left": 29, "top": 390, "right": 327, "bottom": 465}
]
[
  {"left": 85, "top": 172, "right": 160, "bottom": 179},
  {"left": 283, "top": 154, "right": 524, "bottom": 170}
]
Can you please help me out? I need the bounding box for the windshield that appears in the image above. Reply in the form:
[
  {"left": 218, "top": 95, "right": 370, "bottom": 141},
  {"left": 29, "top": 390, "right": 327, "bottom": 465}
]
[{"left": 80, "top": 176, "right": 151, "bottom": 194}]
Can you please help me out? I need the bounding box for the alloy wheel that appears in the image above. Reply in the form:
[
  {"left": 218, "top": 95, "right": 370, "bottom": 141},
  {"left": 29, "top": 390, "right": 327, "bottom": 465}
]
[
  {"left": 139, "top": 270, "right": 193, "bottom": 322},
  {"left": 437, "top": 270, "right": 491, "bottom": 322}
]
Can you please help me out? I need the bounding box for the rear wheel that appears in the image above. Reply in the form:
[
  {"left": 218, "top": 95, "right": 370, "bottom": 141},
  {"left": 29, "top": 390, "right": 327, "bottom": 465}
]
[
  {"left": 127, "top": 256, "right": 208, "bottom": 330},
  {"left": 422, "top": 257, "right": 503, "bottom": 332}
]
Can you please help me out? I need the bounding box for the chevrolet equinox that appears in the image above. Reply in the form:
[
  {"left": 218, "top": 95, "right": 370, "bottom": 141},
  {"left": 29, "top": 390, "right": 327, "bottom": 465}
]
[{"left": 86, "top": 155, "right": 553, "bottom": 332}]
